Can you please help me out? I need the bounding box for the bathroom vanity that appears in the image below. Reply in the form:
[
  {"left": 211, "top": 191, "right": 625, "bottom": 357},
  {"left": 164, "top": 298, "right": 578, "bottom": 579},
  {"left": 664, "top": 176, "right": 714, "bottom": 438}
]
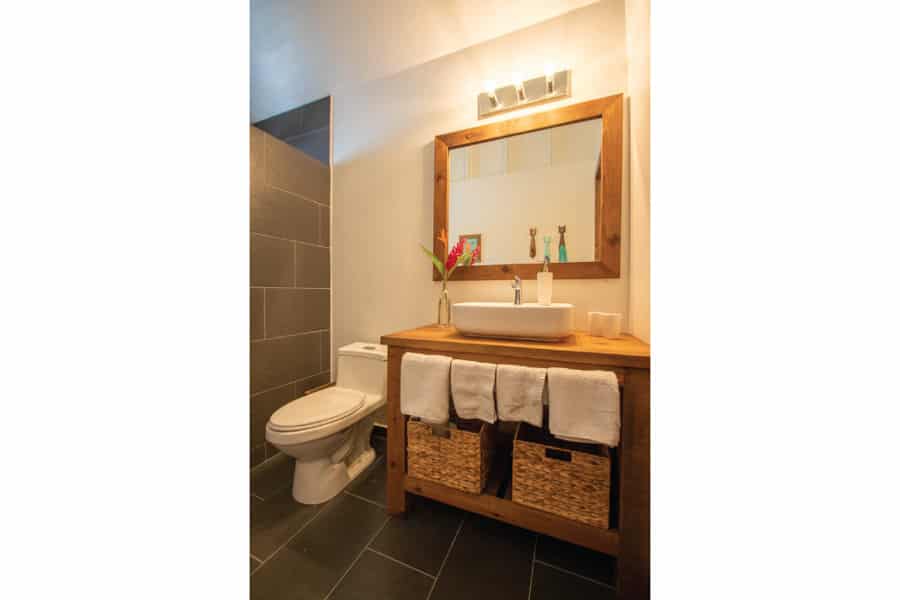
[{"left": 380, "top": 325, "right": 650, "bottom": 600}]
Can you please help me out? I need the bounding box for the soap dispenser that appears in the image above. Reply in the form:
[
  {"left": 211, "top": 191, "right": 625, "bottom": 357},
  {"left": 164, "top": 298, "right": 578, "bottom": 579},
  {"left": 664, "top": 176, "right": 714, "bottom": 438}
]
[{"left": 537, "top": 256, "right": 553, "bottom": 305}]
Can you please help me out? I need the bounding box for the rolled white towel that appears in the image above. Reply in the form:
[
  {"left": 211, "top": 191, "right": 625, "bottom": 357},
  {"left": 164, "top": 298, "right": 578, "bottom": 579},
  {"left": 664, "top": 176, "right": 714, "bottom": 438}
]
[
  {"left": 548, "top": 367, "right": 620, "bottom": 446},
  {"left": 401, "top": 352, "right": 452, "bottom": 425},
  {"left": 451, "top": 359, "right": 497, "bottom": 423},
  {"left": 496, "top": 364, "right": 546, "bottom": 427}
]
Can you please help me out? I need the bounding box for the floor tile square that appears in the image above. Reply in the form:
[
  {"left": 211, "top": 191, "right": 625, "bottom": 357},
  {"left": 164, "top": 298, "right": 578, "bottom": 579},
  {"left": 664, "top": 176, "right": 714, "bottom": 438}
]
[
  {"left": 251, "top": 494, "right": 387, "bottom": 600},
  {"left": 535, "top": 534, "right": 616, "bottom": 586},
  {"left": 330, "top": 549, "right": 433, "bottom": 600},
  {"left": 250, "top": 453, "right": 294, "bottom": 500},
  {"left": 428, "top": 515, "right": 534, "bottom": 600},
  {"left": 250, "top": 488, "right": 321, "bottom": 560},
  {"left": 346, "top": 455, "right": 386, "bottom": 505},
  {"left": 530, "top": 562, "right": 615, "bottom": 600},
  {"left": 370, "top": 498, "right": 464, "bottom": 575}
]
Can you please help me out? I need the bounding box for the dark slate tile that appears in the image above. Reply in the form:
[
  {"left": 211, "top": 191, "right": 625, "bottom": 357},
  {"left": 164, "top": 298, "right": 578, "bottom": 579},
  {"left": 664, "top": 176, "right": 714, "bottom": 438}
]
[
  {"left": 265, "top": 134, "right": 330, "bottom": 205},
  {"left": 250, "top": 233, "right": 294, "bottom": 286},
  {"left": 250, "top": 332, "right": 320, "bottom": 393},
  {"left": 250, "top": 184, "right": 320, "bottom": 243},
  {"left": 370, "top": 498, "right": 463, "bottom": 576},
  {"left": 250, "top": 288, "right": 264, "bottom": 340},
  {"left": 535, "top": 534, "right": 616, "bottom": 586},
  {"left": 346, "top": 455, "right": 386, "bottom": 506},
  {"left": 250, "top": 382, "right": 296, "bottom": 450},
  {"left": 295, "top": 242, "right": 330, "bottom": 288},
  {"left": 250, "top": 453, "right": 294, "bottom": 500},
  {"left": 250, "top": 487, "right": 321, "bottom": 560},
  {"left": 530, "top": 562, "right": 615, "bottom": 600},
  {"left": 428, "top": 515, "right": 534, "bottom": 600},
  {"left": 251, "top": 556, "right": 260, "bottom": 573},
  {"left": 251, "top": 494, "right": 387, "bottom": 600},
  {"left": 265, "top": 288, "right": 330, "bottom": 337},
  {"left": 330, "top": 549, "right": 433, "bottom": 600}
]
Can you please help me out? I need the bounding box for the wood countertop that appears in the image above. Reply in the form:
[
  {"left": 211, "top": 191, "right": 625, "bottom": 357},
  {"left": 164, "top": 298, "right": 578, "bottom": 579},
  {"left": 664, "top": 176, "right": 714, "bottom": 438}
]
[{"left": 380, "top": 325, "right": 649, "bottom": 370}]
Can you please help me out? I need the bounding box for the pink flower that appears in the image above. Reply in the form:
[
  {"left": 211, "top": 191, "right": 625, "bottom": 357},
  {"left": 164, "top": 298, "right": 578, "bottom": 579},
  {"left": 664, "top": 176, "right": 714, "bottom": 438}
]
[{"left": 446, "top": 239, "right": 464, "bottom": 271}]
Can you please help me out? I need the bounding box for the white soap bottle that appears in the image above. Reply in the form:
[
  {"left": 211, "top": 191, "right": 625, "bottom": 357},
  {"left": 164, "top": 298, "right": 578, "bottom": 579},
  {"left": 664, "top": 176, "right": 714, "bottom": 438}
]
[{"left": 537, "top": 257, "right": 553, "bottom": 305}]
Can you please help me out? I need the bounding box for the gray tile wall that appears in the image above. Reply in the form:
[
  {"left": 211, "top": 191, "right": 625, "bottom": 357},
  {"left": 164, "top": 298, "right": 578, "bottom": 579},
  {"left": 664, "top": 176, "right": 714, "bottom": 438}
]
[{"left": 250, "top": 125, "right": 331, "bottom": 467}]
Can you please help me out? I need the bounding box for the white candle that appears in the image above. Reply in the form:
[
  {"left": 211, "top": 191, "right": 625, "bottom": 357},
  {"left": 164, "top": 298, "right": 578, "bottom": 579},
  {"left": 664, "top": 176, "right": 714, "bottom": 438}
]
[{"left": 589, "top": 312, "right": 622, "bottom": 338}]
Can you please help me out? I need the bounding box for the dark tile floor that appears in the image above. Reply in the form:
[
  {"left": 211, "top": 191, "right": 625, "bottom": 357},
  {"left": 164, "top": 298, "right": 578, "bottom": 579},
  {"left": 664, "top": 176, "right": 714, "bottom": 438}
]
[{"left": 250, "top": 433, "right": 616, "bottom": 600}]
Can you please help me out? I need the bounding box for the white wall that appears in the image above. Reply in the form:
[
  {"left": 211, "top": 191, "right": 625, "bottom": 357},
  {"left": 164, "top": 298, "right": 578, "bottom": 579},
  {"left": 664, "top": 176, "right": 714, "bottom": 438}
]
[
  {"left": 332, "top": 1, "right": 630, "bottom": 361},
  {"left": 626, "top": 0, "right": 650, "bottom": 342},
  {"left": 251, "top": 0, "right": 600, "bottom": 121}
]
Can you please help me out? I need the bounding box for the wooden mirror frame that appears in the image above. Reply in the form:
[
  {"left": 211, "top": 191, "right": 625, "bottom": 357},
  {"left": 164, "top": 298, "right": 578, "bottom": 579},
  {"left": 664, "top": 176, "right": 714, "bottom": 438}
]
[{"left": 433, "top": 94, "right": 623, "bottom": 281}]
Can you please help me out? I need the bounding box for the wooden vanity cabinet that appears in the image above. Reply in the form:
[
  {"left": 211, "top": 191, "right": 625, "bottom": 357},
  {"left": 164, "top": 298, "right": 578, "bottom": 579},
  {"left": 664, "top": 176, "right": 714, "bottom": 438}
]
[{"left": 380, "top": 325, "right": 650, "bottom": 599}]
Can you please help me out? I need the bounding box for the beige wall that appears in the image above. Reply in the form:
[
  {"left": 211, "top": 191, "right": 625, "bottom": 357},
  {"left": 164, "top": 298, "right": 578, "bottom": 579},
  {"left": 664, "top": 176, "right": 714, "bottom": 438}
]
[
  {"left": 626, "top": 0, "right": 650, "bottom": 343},
  {"left": 332, "top": 1, "right": 631, "bottom": 369},
  {"left": 249, "top": 126, "right": 332, "bottom": 467}
]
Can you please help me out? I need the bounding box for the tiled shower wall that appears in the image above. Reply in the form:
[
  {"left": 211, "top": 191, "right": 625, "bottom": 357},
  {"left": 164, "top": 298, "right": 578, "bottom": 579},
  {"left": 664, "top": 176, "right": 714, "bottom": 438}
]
[{"left": 250, "top": 125, "right": 331, "bottom": 468}]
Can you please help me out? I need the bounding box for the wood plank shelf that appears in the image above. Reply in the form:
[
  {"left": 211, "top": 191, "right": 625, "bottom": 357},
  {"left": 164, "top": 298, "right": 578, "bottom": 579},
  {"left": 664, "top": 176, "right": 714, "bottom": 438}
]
[{"left": 404, "top": 476, "right": 620, "bottom": 556}]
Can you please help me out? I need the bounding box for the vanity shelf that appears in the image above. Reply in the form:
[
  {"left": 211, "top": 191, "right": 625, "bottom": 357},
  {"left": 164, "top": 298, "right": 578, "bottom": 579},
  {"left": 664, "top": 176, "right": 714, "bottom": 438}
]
[{"left": 380, "top": 325, "right": 650, "bottom": 600}]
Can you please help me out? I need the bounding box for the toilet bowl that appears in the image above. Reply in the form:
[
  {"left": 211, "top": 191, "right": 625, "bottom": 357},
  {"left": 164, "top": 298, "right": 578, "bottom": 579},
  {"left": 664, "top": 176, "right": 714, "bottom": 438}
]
[{"left": 265, "top": 342, "right": 387, "bottom": 504}]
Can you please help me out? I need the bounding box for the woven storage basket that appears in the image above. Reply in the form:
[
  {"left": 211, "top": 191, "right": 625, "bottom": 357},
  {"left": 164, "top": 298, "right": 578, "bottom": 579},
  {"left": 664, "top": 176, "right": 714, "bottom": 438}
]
[
  {"left": 407, "top": 418, "right": 495, "bottom": 494},
  {"left": 512, "top": 422, "right": 611, "bottom": 528}
]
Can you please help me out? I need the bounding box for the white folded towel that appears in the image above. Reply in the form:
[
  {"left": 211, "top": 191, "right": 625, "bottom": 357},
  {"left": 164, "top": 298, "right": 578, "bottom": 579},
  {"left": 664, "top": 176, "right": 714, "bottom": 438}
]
[
  {"left": 450, "top": 359, "right": 497, "bottom": 423},
  {"left": 496, "top": 365, "right": 547, "bottom": 427},
  {"left": 401, "top": 352, "right": 452, "bottom": 425},
  {"left": 548, "top": 367, "right": 620, "bottom": 446}
]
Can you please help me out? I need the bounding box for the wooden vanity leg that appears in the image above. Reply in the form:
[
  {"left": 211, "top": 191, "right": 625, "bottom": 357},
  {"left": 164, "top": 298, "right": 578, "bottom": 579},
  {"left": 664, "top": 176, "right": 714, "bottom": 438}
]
[
  {"left": 386, "top": 347, "right": 408, "bottom": 516},
  {"left": 618, "top": 368, "right": 650, "bottom": 599}
]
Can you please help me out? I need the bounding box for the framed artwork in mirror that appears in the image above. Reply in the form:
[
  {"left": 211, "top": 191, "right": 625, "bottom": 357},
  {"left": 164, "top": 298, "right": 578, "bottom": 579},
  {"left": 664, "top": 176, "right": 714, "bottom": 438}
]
[{"left": 458, "top": 233, "right": 482, "bottom": 264}]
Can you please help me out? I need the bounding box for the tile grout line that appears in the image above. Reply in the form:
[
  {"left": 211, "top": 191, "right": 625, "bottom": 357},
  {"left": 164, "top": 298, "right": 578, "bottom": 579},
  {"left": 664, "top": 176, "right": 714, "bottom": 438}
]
[
  {"left": 249, "top": 552, "right": 265, "bottom": 563},
  {"left": 252, "top": 230, "right": 330, "bottom": 248},
  {"left": 365, "top": 548, "right": 436, "bottom": 580},
  {"left": 251, "top": 329, "right": 330, "bottom": 345},
  {"left": 266, "top": 183, "right": 330, "bottom": 209},
  {"left": 250, "top": 493, "right": 265, "bottom": 502},
  {"left": 343, "top": 490, "right": 386, "bottom": 509},
  {"left": 533, "top": 559, "right": 616, "bottom": 590},
  {"left": 527, "top": 535, "right": 537, "bottom": 600},
  {"left": 250, "top": 285, "right": 331, "bottom": 290},
  {"left": 323, "top": 515, "right": 391, "bottom": 600},
  {"left": 249, "top": 368, "right": 331, "bottom": 400},
  {"left": 250, "top": 499, "right": 327, "bottom": 573},
  {"left": 425, "top": 514, "right": 466, "bottom": 600}
]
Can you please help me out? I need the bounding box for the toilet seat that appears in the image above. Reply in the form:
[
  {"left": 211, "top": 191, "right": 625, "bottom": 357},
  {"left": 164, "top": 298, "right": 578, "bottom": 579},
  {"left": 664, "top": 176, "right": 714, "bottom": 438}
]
[{"left": 268, "top": 387, "right": 365, "bottom": 433}]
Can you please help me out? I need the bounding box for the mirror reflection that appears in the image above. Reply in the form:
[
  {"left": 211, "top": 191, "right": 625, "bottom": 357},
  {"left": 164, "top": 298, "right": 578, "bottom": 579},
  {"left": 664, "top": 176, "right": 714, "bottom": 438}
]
[{"left": 448, "top": 118, "right": 601, "bottom": 266}]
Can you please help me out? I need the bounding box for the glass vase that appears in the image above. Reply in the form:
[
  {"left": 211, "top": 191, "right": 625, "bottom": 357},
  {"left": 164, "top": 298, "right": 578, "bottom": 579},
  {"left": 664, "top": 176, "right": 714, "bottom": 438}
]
[{"left": 437, "top": 281, "right": 451, "bottom": 327}]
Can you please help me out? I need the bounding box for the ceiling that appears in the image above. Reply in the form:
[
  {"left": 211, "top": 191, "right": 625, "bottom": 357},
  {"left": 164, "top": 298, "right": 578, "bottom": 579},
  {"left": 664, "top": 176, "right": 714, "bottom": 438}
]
[{"left": 250, "top": 0, "right": 600, "bottom": 121}]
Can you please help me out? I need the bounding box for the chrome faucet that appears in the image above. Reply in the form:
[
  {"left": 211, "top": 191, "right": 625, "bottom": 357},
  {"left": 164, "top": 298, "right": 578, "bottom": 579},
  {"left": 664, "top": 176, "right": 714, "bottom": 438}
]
[{"left": 512, "top": 275, "right": 522, "bottom": 305}]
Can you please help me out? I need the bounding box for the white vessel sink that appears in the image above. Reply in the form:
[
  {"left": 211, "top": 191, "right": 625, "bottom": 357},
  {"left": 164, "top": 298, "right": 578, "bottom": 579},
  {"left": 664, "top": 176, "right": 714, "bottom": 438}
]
[{"left": 453, "top": 302, "right": 575, "bottom": 341}]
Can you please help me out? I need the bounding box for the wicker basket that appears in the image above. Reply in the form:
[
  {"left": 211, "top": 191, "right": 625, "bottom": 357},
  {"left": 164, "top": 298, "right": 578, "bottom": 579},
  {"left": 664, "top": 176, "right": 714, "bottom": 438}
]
[
  {"left": 407, "top": 418, "right": 495, "bottom": 494},
  {"left": 512, "top": 422, "right": 611, "bottom": 528}
]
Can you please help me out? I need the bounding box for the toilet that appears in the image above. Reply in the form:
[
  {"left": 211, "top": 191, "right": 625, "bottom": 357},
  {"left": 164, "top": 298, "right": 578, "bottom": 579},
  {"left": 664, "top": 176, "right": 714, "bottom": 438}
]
[{"left": 265, "top": 342, "right": 387, "bottom": 504}]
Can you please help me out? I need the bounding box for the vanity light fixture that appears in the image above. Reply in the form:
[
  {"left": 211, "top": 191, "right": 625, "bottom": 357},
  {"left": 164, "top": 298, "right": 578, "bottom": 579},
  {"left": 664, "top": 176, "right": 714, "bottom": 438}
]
[{"left": 477, "top": 69, "right": 571, "bottom": 119}]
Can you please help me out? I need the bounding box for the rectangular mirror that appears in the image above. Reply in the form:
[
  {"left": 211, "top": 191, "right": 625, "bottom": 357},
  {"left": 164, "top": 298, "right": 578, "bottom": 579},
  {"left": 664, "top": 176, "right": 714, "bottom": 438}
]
[
  {"left": 433, "top": 94, "right": 622, "bottom": 280},
  {"left": 448, "top": 118, "right": 601, "bottom": 265}
]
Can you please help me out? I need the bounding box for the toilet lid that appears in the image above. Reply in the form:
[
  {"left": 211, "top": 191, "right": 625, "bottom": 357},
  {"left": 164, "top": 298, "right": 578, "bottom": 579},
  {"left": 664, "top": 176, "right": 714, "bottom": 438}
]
[{"left": 268, "top": 387, "right": 365, "bottom": 432}]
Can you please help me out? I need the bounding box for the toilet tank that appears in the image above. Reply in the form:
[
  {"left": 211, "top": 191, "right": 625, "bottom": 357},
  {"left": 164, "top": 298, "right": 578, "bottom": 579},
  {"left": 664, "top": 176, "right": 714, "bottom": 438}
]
[{"left": 336, "top": 342, "right": 388, "bottom": 397}]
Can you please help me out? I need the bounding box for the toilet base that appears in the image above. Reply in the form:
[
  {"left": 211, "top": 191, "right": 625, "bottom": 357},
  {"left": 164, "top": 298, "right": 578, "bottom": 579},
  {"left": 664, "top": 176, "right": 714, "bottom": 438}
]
[{"left": 289, "top": 415, "right": 379, "bottom": 505}]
